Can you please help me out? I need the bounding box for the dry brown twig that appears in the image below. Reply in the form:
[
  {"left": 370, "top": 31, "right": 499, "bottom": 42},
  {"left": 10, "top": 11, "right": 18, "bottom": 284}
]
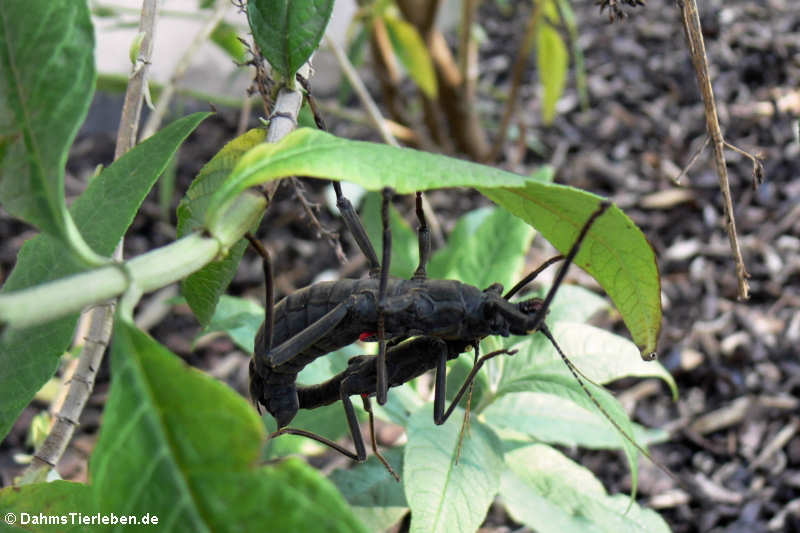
[
  {"left": 677, "top": 0, "right": 764, "bottom": 300},
  {"left": 21, "top": 0, "right": 161, "bottom": 484}
]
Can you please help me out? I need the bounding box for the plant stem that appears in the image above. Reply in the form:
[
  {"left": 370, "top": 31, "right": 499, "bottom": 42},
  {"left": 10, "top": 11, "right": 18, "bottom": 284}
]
[
  {"left": 488, "top": 1, "right": 541, "bottom": 162},
  {"left": 140, "top": 0, "right": 229, "bottom": 140},
  {"left": 1, "top": 195, "right": 265, "bottom": 332},
  {"left": 20, "top": 0, "right": 161, "bottom": 483},
  {"left": 677, "top": 0, "right": 750, "bottom": 300}
]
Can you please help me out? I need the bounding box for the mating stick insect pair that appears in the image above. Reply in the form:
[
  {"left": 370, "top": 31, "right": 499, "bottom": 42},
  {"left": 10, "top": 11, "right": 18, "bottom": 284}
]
[{"left": 246, "top": 177, "right": 611, "bottom": 479}]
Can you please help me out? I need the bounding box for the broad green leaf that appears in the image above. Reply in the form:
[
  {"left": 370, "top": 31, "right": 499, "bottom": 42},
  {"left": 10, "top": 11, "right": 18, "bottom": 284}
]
[
  {"left": 178, "top": 128, "right": 266, "bottom": 325},
  {"left": 208, "top": 128, "right": 661, "bottom": 357},
  {"left": 428, "top": 206, "right": 534, "bottom": 290},
  {"left": 247, "top": 0, "right": 334, "bottom": 80},
  {"left": 205, "top": 128, "right": 533, "bottom": 222},
  {"left": 362, "top": 191, "right": 418, "bottom": 279},
  {"left": 94, "top": 320, "right": 365, "bottom": 532},
  {"left": 330, "top": 448, "right": 408, "bottom": 532},
  {"left": 501, "top": 445, "right": 670, "bottom": 533},
  {"left": 537, "top": 2, "right": 568, "bottom": 124},
  {"left": 0, "top": 0, "right": 99, "bottom": 263},
  {"left": 0, "top": 112, "right": 209, "bottom": 441},
  {"left": 0, "top": 481, "right": 94, "bottom": 532},
  {"left": 492, "top": 372, "right": 640, "bottom": 499},
  {"left": 499, "top": 322, "right": 677, "bottom": 399},
  {"left": 404, "top": 406, "right": 503, "bottom": 533},
  {"left": 482, "top": 184, "right": 661, "bottom": 357},
  {"left": 211, "top": 21, "right": 246, "bottom": 62},
  {"left": 484, "top": 392, "right": 667, "bottom": 449},
  {"left": 199, "top": 294, "right": 264, "bottom": 352},
  {"left": 383, "top": 14, "right": 438, "bottom": 98}
]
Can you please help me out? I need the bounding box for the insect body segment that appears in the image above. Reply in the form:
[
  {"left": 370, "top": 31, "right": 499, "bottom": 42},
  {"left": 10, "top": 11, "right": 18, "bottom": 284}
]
[{"left": 250, "top": 275, "right": 545, "bottom": 427}]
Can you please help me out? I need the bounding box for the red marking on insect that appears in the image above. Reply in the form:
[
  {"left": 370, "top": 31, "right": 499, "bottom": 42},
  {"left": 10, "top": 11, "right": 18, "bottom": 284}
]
[{"left": 359, "top": 332, "right": 377, "bottom": 342}]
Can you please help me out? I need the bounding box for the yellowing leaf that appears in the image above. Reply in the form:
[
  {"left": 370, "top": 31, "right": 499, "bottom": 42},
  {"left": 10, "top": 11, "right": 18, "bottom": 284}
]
[
  {"left": 537, "top": 4, "right": 568, "bottom": 124},
  {"left": 382, "top": 14, "right": 438, "bottom": 98}
]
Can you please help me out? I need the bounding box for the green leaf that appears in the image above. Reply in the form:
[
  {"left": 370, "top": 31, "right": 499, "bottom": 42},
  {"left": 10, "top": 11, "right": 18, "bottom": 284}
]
[
  {"left": 208, "top": 128, "right": 531, "bottom": 217},
  {"left": 428, "top": 206, "right": 534, "bottom": 289},
  {"left": 492, "top": 372, "right": 640, "bottom": 500},
  {"left": 330, "top": 448, "right": 408, "bottom": 532},
  {"left": 200, "top": 294, "right": 264, "bottom": 352},
  {"left": 0, "top": 481, "right": 94, "bottom": 532},
  {"left": 537, "top": 2, "right": 568, "bottom": 124},
  {"left": 481, "top": 183, "right": 661, "bottom": 357},
  {"left": 484, "top": 392, "right": 667, "bottom": 449},
  {"left": 247, "top": 0, "right": 334, "bottom": 81},
  {"left": 0, "top": 112, "right": 209, "bottom": 441},
  {"left": 93, "top": 319, "right": 365, "bottom": 532},
  {"left": 208, "top": 128, "right": 661, "bottom": 357},
  {"left": 178, "top": 128, "right": 266, "bottom": 325},
  {"left": 499, "top": 322, "right": 677, "bottom": 399},
  {"left": 404, "top": 406, "right": 503, "bottom": 533},
  {"left": 210, "top": 21, "right": 246, "bottom": 62},
  {"left": 383, "top": 14, "right": 438, "bottom": 98},
  {"left": 362, "top": 191, "right": 418, "bottom": 279},
  {"left": 501, "top": 444, "right": 671, "bottom": 533},
  {"left": 0, "top": 0, "right": 100, "bottom": 263},
  {"left": 515, "top": 284, "right": 610, "bottom": 325}
]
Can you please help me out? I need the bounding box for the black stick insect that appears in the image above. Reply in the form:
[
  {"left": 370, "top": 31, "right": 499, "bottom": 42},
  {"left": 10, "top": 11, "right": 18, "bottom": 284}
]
[
  {"left": 245, "top": 77, "right": 616, "bottom": 477},
  {"left": 246, "top": 184, "right": 610, "bottom": 478}
]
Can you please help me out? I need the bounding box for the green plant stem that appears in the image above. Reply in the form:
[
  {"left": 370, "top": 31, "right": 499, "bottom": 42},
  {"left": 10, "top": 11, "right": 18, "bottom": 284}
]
[
  {"left": 0, "top": 193, "right": 266, "bottom": 331},
  {"left": 19, "top": 0, "right": 162, "bottom": 483}
]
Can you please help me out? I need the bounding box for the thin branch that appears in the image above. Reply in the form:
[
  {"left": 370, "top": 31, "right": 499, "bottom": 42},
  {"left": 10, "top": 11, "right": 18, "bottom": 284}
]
[
  {"left": 260, "top": 63, "right": 311, "bottom": 204},
  {"left": 456, "top": 0, "right": 478, "bottom": 80},
  {"left": 326, "top": 34, "right": 446, "bottom": 248},
  {"left": 140, "top": 0, "right": 229, "bottom": 140},
  {"left": 21, "top": 0, "right": 161, "bottom": 483},
  {"left": 677, "top": 0, "right": 755, "bottom": 300},
  {"left": 488, "top": 1, "right": 541, "bottom": 162},
  {"left": 326, "top": 35, "right": 399, "bottom": 148},
  {"left": 673, "top": 135, "right": 710, "bottom": 185}
]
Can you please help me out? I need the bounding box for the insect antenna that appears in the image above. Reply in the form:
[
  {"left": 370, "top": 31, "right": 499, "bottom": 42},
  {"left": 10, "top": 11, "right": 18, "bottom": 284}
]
[
  {"left": 538, "top": 324, "right": 689, "bottom": 491},
  {"left": 503, "top": 254, "right": 564, "bottom": 300}
]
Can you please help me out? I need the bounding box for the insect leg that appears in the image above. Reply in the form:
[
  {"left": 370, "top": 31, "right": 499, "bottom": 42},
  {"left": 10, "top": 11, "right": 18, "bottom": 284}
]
[
  {"left": 268, "top": 301, "right": 350, "bottom": 367},
  {"left": 333, "top": 182, "right": 382, "bottom": 274},
  {"left": 360, "top": 394, "right": 400, "bottom": 481},
  {"left": 526, "top": 201, "right": 611, "bottom": 334},
  {"left": 412, "top": 191, "right": 431, "bottom": 280},
  {"left": 434, "top": 347, "right": 518, "bottom": 425},
  {"left": 245, "top": 234, "right": 274, "bottom": 356},
  {"left": 376, "top": 187, "right": 393, "bottom": 405},
  {"left": 269, "top": 426, "right": 362, "bottom": 463},
  {"left": 296, "top": 73, "right": 381, "bottom": 274}
]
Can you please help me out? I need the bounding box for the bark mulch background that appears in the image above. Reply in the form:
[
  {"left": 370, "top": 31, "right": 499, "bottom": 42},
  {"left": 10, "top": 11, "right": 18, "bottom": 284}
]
[{"left": 1, "top": 0, "right": 799, "bottom": 531}]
